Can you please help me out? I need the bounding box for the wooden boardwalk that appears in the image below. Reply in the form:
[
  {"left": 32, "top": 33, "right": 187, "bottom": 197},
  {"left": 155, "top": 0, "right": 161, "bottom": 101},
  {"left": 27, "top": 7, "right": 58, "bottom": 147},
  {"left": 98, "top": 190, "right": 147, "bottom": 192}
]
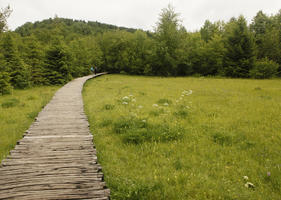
[{"left": 0, "top": 74, "right": 110, "bottom": 200}]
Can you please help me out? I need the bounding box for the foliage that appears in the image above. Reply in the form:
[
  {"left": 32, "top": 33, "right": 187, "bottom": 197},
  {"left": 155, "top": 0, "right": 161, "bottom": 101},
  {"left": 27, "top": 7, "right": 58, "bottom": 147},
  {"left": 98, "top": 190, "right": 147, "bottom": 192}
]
[
  {"left": 15, "top": 17, "right": 137, "bottom": 39},
  {"left": 153, "top": 4, "right": 185, "bottom": 76},
  {"left": 1, "top": 5, "right": 281, "bottom": 96},
  {"left": 21, "top": 36, "right": 46, "bottom": 85},
  {"left": 44, "top": 41, "right": 72, "bottom": 85},
  {"left": 0, "top": 6, "right": 12, "bottom": 33},
  {"left": 250, "top": 10, "right": 281, "bottom": 70},
  {"left": 70, "top": 37, "right": 103, "bottom": 77},
  {"left": 1, "top": 98, "right": 20, "bottom": 108},
  {"left": 250, "top": 58, "right": 279, "bottom": 79},
  {"left": 0, "top": 72, "right": 12, "bottom": 95},
  {"left": 113, "top": 116, "right": 183, "bottom": 144},
  {"left": 200, "top": 20, "right": 224, "bottom": 42},
  {"left": 0, "top": 33, "right": 30, "bottom": 89},
  {"left": 223, "top": 16, "right": 257, "bottom": 77}
]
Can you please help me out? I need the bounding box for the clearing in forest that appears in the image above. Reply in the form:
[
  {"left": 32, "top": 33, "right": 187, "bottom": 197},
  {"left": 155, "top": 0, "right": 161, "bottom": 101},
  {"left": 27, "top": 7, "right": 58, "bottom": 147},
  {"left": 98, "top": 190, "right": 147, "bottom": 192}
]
[{"left": 83, "top": 74, "right": 281, "bottom": 200}]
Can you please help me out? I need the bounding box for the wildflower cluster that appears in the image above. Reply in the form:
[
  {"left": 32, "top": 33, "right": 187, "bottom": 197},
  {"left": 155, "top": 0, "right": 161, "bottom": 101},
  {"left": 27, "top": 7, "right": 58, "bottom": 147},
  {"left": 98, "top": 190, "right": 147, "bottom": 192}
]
[
  {"left": 176, "top": 89, "right": 193, "bottom": 103},
  {"left": 243, "top": 176, "right": 255, "bottom": 189},
  {"left": 121, "top": 94, "right": 136, "bottom": 105}
]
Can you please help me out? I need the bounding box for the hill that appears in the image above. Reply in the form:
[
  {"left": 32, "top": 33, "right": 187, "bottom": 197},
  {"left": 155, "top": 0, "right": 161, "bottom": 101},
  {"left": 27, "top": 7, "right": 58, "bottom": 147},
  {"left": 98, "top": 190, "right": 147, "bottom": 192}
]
[{"left": 14, "top": 17, "right": 138, "bottom": 42}]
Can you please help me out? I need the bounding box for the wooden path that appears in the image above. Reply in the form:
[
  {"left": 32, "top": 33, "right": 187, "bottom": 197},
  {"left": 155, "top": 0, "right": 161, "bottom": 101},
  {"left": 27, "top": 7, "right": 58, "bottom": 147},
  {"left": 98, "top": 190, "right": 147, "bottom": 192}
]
[{"left": 0, "top": 74, "right": 110, "bottom": 200}]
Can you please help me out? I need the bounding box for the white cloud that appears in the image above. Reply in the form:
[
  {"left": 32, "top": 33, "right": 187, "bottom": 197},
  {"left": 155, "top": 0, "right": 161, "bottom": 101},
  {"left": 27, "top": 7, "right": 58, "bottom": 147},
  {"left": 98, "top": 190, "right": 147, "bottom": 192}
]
[{"left": 1, "top": 0, "right": 280, "bottom": 31}]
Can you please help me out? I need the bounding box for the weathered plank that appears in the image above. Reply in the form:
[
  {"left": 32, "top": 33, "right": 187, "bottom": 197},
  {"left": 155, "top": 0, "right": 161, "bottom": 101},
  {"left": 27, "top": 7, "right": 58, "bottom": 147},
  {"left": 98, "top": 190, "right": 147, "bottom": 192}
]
[{"left": 0, "top": 73, "right": 110, "bottom": 200}]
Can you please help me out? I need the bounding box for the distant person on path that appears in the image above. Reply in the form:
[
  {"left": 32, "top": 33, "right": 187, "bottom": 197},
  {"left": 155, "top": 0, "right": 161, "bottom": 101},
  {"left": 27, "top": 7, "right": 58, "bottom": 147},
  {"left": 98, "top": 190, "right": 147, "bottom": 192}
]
[
  {"left": 94, "top": 66, "right": 97, "bottom": 75},
  {"left": 90, "top": 66, "right": 94, "bottom": 74}
]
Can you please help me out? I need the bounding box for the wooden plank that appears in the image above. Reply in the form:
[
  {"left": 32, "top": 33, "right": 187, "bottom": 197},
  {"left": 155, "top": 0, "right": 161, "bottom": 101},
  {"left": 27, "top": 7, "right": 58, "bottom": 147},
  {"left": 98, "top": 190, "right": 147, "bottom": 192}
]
[
  {"left": 0, "top": 188, "right": 110, "bottom": 199},
  {"left": 9, "top": 149, "right": 96, "bottom": 156},
  {"left": 0, "top": 164, "right": 102, "bottom": 174},
  {"left": 0, "top": 171, "right": 104, "bottom": 181}
]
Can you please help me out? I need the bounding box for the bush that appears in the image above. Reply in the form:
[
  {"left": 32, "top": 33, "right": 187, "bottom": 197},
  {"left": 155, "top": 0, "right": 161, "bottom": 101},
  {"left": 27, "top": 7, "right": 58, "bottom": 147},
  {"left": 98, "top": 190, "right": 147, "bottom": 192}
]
[
  {"left": 250, "top": 58, "right": 279, "bottom": 79},
  {"left": 103, "top": 104, "right": 115, "bottom": 110},
  {"left": 113, "top": 117, "right": 147, "bottom": 134},
  {"left": 109, "top": 177, "right": 160, "bottom": 200},
  {"left": 173, "top": 110, "right": 188, "bottom": 118},
  {"left": 113, "top": 116, "right": 184, "bottom": 144},
  {"left": 1, "top": 98, "right": 20, "bottom": 108},
  {"left": 157, "top": 98, "right": 172, "bottom": 105},
  {"left": 0, "top": 72, "right": 12, "bottom": 95}
]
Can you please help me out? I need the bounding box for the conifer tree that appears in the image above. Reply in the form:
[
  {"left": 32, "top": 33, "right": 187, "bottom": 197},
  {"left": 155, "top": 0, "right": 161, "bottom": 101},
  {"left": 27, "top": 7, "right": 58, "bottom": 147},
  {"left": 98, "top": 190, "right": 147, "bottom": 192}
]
[
  {"left": 0, "top": 33, "right": 30, "bottom": 88},
  {"left": 223, "top": 16, "right": 256, "bottom": 77},
  {"left": 0, "top": 53, "right": 12, "bottom": 94},
  {"left": 0, "top": 6, "right": 12, "bottom": 33},
  {"left": 44, "top": 41, "right": 72, "bottom": 85},
  {"left": 22, "top": 36, "right": 45, "bottom": 85}
]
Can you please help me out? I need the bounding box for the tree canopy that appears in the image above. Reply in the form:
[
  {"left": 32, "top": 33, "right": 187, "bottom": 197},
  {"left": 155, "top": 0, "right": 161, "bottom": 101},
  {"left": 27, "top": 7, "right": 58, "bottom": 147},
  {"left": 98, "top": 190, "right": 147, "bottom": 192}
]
[{"left": 0, "top": 5, "right": 281, "bottom": 95}]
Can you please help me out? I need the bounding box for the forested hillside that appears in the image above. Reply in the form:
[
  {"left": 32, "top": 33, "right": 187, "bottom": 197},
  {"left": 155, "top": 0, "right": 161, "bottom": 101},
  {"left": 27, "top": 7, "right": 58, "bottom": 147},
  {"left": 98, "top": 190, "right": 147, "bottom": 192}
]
[{"left": 0, "top": 5, "right": 281, "bottom": 95}]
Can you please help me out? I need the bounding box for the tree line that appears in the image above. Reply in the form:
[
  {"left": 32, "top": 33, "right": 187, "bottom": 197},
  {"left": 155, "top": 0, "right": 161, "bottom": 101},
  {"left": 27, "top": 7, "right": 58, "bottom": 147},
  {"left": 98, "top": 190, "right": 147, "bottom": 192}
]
[{"left": 1, "top": 5, "right": 281, "bottom": 95}]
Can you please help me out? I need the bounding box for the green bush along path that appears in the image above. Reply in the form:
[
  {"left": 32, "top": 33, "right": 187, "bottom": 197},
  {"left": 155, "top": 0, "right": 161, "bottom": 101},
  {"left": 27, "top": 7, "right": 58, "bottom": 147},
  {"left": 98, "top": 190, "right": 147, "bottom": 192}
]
[{"left": 83, "top": 75, "right": 281, "bottom": 200}]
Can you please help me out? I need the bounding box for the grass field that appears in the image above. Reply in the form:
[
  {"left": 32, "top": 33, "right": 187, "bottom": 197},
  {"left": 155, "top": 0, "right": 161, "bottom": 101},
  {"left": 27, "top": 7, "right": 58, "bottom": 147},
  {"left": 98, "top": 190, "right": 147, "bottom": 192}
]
[
  {"left": 83, "top": 75, "right": 281, "bottom": 200},
  {"left": 0, "top": 86, "right": 59, "bottom": 161}
]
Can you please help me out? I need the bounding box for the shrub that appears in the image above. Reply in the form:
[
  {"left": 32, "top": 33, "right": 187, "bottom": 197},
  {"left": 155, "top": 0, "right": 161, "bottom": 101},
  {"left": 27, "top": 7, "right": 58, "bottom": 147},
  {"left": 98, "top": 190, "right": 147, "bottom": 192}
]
[
  {"left": 0, "top": 72, "right": 12, "bottom": 95},
  {"left": 27, "top": 95, "right": 36, "bottom": 100},
  {"left": 27, "top": 111, "right": 37, "bottom": 119},
  {"left": 212, "top": 132, "right": 233, "bottom": 146},
  {"left": 211, "top": 131, "right": 246, "bottom": 146},
  {"left": 113, "top": 116, "right": 184, "bottom": 144},
  {"left": 173, "top": 110, "right": 188, "bottom": 118},
  {"left": 157, "top": 98, "right": 172, "bottom": 105},
  {"left": 113, "top": 117, "right": 147, "bottom": 134},
  {"left": 1, "top": 98, "right": 20, "bottom": 108},
  {"left": 109, "top": 177, "right": 160, "bottom": 200},
  {"left": 99, "top": 119, "right": 113, "bottom": 127},
  {"left": 103, "top": 104, "right": 115, "bottom": 110},
  {"left": 250, "top": 58, "right": 279, "bottom": 79},
  {"left": 149, "top": 108, "right": 165, "bottom": 117}
]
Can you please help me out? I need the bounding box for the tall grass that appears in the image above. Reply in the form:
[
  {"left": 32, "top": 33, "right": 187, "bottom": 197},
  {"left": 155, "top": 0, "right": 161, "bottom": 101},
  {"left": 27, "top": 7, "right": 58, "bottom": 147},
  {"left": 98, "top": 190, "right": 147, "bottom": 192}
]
[
  {"left": 83, "top": 75, "right": 281, "bottom": 199},
  {"left": 0, "top": 86, "right": 59, "bottom": 161}
]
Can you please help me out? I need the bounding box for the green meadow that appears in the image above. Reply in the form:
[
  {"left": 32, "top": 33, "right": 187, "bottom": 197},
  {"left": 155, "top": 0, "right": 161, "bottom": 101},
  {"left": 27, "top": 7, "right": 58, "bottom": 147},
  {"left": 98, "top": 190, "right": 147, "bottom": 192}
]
[
  {"left": 83, "top": 75, "right": 281, "bottom": 200},
  {"left": 0, "top": 86, "right": 59, "bottom": 161}
]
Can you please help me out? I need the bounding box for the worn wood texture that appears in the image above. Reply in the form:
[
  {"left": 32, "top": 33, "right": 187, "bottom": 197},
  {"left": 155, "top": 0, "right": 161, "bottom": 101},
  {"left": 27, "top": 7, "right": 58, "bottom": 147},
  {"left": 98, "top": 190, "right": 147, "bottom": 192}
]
[{"left": 0, "top": 73, "right": 110, "bottom": 200}]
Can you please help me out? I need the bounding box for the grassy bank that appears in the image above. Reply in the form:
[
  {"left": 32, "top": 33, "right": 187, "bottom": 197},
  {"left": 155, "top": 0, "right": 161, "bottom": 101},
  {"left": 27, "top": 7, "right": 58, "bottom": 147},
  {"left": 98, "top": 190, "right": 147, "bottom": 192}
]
[
  {"left": 0, "top": 86, "right": 59, "bottom": 161},
  {"left": 83, "top": 75, "right": 281, "bottom": 200}
]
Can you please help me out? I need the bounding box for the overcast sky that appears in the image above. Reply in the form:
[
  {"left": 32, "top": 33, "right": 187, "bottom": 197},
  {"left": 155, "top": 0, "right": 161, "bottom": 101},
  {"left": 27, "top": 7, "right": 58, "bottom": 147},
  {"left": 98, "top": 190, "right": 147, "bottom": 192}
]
[{"left": 1, "top": 0, "right": 280, "bottom": 31}]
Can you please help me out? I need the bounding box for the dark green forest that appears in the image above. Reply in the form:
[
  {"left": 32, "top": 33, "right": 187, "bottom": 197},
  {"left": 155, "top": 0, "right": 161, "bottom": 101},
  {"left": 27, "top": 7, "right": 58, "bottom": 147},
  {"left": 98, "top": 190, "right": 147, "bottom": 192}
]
[{"left": 0, "top": 5, "right": 281, "bottom": 95}]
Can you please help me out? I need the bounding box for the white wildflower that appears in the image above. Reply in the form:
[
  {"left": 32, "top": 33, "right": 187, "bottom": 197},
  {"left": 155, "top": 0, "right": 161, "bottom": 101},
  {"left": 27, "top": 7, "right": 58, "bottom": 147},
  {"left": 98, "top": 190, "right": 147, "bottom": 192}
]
[
  {"left": 129, "top": 94, "right": 133, "bottom": 97},
  {"left": 153, "top": 104, "right": 159, "bottom": 107},
  {"left": 243, "top": 176, "right": 249, "bottom": 181},
  {"left": 176, "top": 100, "right": 179, "bottom": 103},
  {"left": 122, "top": 96, "right": 129, "bottom": 100},
  {"left": 138, "top": 105, "right": 143, "bottom": 109},
  {"left": 122, "top": 102, "right": 128, "bottom": 105},
  {"left": 185, "top": 90, "right": 193, "bottom": 96},
  {"left": 179, "top": 97, "right": 183, "bottom": 100},
  {"left": 181, "top": 95, "right": 185, "bottom": 97},
  {"left": 132, "top": 99, "right": 136, "bottom": 102},
  {"left": 245, "top": 182, "right": 255, "bottom": 188},
  {"left": 164, "top": 103, "right": 169, "bottom": 106},
  {"left": 142, "top": 120, "right": 146, "bottom": 123},
  {"left": 185, "top": 105, "right": 190, "bottom": 109}
]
